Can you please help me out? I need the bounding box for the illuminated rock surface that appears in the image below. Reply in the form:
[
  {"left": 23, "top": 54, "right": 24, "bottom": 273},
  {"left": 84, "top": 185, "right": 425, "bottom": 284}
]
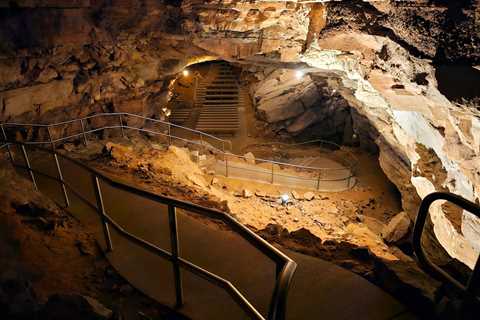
[{"left": 0, "top": 0, "right": 479, "bottom": 307}]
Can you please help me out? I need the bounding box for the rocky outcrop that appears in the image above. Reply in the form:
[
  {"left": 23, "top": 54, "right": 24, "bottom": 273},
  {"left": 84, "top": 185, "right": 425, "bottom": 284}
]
[
  {"left": 0, "top": 0, "right": 479, "bottom": 272},
  {"left": 382, "top": 212, "right": 411, "bottom": 244}
]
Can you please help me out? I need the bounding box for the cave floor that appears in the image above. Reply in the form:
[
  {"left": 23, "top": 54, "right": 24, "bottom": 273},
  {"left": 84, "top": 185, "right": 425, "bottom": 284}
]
[{"left": 9, "top": 149, "right": 416, "bottom": 320}]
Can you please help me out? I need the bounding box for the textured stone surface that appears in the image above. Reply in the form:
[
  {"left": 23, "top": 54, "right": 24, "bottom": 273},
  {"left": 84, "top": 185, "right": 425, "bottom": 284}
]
[
  {"left": 0, "top": 0, "right": 479, "bottom": 271},
  {"left": 382, "top": 212, "right": 411, "bottom": 243}
]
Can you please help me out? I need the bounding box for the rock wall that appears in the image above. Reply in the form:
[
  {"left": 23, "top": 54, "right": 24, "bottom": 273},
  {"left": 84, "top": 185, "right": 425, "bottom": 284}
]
[
  {"left": 0, "top": 1, "right": 479, "bottom": 269},
  {"left": 0, "top": 1, "right": 208, "bottom": 125}
]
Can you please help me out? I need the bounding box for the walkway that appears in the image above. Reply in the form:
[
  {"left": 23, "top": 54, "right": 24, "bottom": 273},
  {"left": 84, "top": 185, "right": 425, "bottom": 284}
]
[{"left": 14, "top": 148, "right": 417, "bottom": 320}]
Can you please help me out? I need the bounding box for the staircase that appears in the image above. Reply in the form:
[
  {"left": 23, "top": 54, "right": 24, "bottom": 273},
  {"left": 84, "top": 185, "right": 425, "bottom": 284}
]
[
  {"left": 169, "top": 95, "right": 193, "bottom": 126},
  {"left": 195, "top": 62, "right": 240, "bottom": 134}
]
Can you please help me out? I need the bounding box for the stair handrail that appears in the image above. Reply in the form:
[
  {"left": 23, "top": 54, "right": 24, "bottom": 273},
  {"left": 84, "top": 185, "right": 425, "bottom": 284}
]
[
  {"left": 0, "top": 142, "right": 297, "bottom": 320},
  {"left": 413, "top": 192, "right": 480, "bottom": 303}
]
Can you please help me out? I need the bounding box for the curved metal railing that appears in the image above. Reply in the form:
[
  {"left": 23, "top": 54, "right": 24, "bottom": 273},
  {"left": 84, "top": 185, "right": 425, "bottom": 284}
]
[
  {"left": 1, "top": 112, "right": 356, "bottom": 190},
  {"left": 0, "top": 142, "right": 297, "bottom": 320},
  {"left": 413, "top": 192, "right": 480, "bottom": 300},
  {"left": 241, "top": 139, "right": 358, "bottom": 172}
]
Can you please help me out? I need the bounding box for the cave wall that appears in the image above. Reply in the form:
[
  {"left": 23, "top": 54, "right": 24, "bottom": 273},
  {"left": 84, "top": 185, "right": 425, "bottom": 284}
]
[
  {"left": 0, "top": 0, "right": 208, "bottom": 125},
  {"left": 1, "top": 0, "right": 479, "bottom": 268}
]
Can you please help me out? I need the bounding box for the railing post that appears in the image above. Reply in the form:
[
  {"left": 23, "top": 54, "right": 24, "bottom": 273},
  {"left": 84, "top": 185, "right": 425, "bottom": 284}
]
[
  {"left": 271, "top": 162, "right": 274, "bottom": 184},
  {"left": 168, "top": 205, "right": 184, "bottom": 308},
  {"left": 119, "top": 114, "right": 125, "bottom": 138},
  {"left": 47, "top": 127, "right": 70, "bottom": 207},
  {"left": 20, "top": 144, "right": 38, "bottom": 190},
  {"left": 316, "top": 171, "right": 321, "bottom": 190},
  {"left": 80, "top": 119, "right": 88, "bottom": 146},
  {"left": 225, "top": 154, "right": 229, "bottom": 177},
  {"left": 0, "top": 124, "right": 15, "bottom": 163},
  {"left": 91, "top": 175, "right": 113, "bottom": 252},
  {"left": 168, "top": 123, "right": 172, "bottom": 146}
]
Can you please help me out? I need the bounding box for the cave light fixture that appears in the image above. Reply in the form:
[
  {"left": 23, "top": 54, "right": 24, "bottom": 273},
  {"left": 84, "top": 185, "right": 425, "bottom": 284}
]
[
  {"left": 183, "top": 69, "right": 190, "bottom": 77},
  {"left": 295, "top": 70, "right": 304, "bottom": 80},
  {"left": 280, "top": 194, "right": 290, "bottom": 206}
]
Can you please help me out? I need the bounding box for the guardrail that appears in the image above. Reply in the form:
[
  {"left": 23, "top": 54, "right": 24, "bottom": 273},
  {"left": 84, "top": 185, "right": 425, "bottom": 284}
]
[
  {"left": 1, "top": 112, "right": 356, "bottom": 191},
  {"left": 0, "top": 142, "right": 297, "bottom": 320},
  {"left": 242, "top": 139, "right": 358, "bottom": 175},
  {"left": 413, "top": 192, "right": 480, "bottom": 308},
  {"left": 1, "top": 112, "right": 232, "bottom": 152}
]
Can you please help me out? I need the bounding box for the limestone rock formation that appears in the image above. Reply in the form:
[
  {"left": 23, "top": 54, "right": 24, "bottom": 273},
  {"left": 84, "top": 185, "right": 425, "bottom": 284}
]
[
  {"left": 0, "top": 0, "right": 479, "bottom": 272},
  {"left": 382, "top": 212, "right": 411, "bottom": 244}
]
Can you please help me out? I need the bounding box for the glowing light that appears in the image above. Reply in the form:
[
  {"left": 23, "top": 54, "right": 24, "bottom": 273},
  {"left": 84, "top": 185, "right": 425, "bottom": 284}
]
[
  {"left": 183, "top": 69, "right": 189, "bottom": 77},
  {"left": 281, "top": 194, "right": 290, "bottom": 205},
  {"left": 295, "top": 70, "right": 304, "bottom": 79}
]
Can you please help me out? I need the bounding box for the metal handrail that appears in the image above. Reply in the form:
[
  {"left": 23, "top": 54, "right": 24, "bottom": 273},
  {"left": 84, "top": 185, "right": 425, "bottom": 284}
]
[
  {"left": 241, "top": 139, "right": 358, "bottom": 172},
  {"left": 2, "top": 112, "right": 232, "bottom": 150},
  {"left": 0, "top": 142, "right": 297, "bottom": 320},
  {"left": 1, "top": 112, "right": 356, "bottom": 189},
  {"left": 413, "top": 192, "right": 480, "bottom": 303}
]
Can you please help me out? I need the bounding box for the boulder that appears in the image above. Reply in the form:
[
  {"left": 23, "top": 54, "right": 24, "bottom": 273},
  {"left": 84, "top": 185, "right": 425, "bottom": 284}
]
[
  {"left": 382, "top": 212, "right": 411, "bottom": 243},
  {"left": 303, "top": 192, "right": 315, "bottom": 201},
  {"left": 37, "top": 67, "right": 58, "bottom": 83},
  {"left": 255, "top": 190, "right": 266, "bottom": 197},
  {"left": 104, "top": 142, "right": 134, "bottom": 163},
  {"left": 242, "top": 189, "right": 253, "bottom": 198},
  {"left": 0, "top": 80, "right": 79, "bottom": 117},
  {"left": 243, "top": 152, "right": 256, "bottom": 164},
  {"left": 292, "top": 190, "right": 302, "bottom": 200}
]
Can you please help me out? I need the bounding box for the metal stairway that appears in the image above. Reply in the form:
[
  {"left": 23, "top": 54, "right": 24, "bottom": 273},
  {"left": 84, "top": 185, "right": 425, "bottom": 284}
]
[{"left": 195, "top": 62, "right": 240, "bottom": 134}]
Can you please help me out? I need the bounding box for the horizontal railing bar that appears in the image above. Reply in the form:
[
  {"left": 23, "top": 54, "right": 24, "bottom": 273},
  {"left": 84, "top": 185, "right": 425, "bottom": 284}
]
[
  {"left": 225, "top": 154, "right": 352, "bottom": 172},
  {"left": 124, "top": 113, "right": 228, "bottom": 143},
  {"left": 178, "top": 257, "right": 266, "bottom": 320},
  {"left": 122, "top": 126, "right": 224, "bottom": 154},
  {"left": 244, "top": 139, "right": 358, "bottom": 168},
  {"left": 2, "top": 112, "right": 230, "bottom": 144}
]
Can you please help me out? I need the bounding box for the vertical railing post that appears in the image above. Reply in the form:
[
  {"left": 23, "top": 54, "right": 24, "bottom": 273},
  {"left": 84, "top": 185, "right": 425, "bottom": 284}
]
[
  {"left": 168, "top": 205, "right": 184, "bottom": 308},
  {"left": 271, "top": 162, "right": 274, "bottom": 184},
  {"left": 222, "top": 140, "right": 225, "bottom": 153},
  {"left": 225, "top": 154, "right": 229, "bottom": 177},
  {"left": 80, "top": 119, "right": 88, "bottom": 146},
  {"left": 0, "top": 124, "right": 15, "bottom": 163},
  {"left": 168, "top": 123, "right": 172, "bottom": 146},
  {"left": 91, "top": 175, "right": 113, "bottom": 252},
  {"left": 316, "top": 171, "right": 321, "bottom": 190},
  {"left": 20, "top": 145, "right": 38, "bottom": 190},
  {"left": 47, "top": 126, "right": 70, "bottom": 207},
  {"left": 119, "top": 114, "right": 125, "bottom": 138}
]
